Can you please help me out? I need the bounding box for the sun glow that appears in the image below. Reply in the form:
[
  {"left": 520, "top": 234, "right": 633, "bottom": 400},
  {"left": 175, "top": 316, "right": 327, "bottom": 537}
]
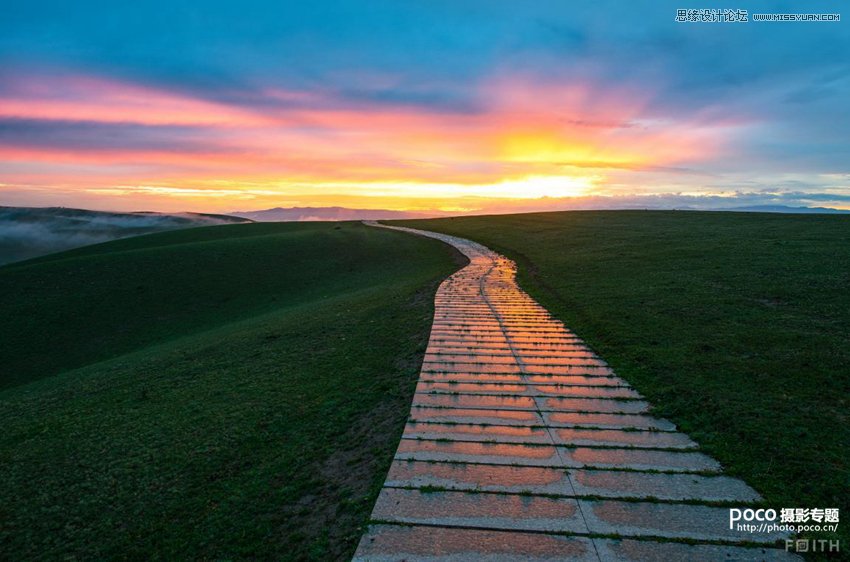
[
  {"left": 339, "top": 175, "right": 595, "bottom": 199},
  {"left": 500, "top": 132, "right": 645, "bottom": 169}
]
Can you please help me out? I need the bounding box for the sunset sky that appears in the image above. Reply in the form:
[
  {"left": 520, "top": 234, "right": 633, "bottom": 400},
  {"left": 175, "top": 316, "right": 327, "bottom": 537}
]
[{"left": 1, "top": 1, "right": 849, "bottom": 213}]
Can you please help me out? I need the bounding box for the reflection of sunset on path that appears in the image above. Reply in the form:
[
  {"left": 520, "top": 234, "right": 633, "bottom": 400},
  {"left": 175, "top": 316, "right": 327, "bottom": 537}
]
[{"left": 355, "top": 221, "right": 797, "bottom": 561}]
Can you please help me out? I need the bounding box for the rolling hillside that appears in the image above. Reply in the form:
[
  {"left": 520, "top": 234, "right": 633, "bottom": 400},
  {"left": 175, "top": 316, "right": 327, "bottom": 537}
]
[{"left": 0, "top": 221, "right": 463, "bottom": 560}]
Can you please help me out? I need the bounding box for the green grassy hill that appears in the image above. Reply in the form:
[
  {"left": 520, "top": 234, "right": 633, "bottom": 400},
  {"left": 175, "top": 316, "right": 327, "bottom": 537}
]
[
  {"left": 400, "top": 210, "right": 850, "bottom": 553},
  {"left": 0, "top": 221, "right": 463, "bottom": 560}
]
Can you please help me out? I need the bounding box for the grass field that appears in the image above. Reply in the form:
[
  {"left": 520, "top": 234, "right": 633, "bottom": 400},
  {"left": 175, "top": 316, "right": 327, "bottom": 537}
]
[
  {"left": 400, "top": 210, "right": 850, "bottom": 553},
  {"left": 0, "top": 221, "right": 463, "bottom": 560}
]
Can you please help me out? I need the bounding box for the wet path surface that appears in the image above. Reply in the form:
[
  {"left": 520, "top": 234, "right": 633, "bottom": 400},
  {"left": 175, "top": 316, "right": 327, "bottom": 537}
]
[{"left": 355, "top": 222, "right": 797, "bottom": 561}]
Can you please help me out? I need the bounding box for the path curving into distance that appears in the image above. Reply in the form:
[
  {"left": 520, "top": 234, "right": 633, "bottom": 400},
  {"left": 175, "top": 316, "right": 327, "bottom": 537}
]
[{"left": 355, "top": 221, "right": 798, "bottom": 561}]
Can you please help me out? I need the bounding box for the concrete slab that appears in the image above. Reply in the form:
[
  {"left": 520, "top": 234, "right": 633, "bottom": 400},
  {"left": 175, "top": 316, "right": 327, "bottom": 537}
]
[
  {"left": 384, "top": 460, "right": 574, "bottom": 495},
  {"left": 506, "top": 337, "right": 584, "bottom": 345},
  {"left": 522, "top": 356, "right": 603, "bottom": 365},
  {"left": 371, "top": 488, "right": 588, "bottom": 533},
  {"left": 422, "top": 364, "right": 523, "bottom": 374},
  {"left": 427, "top": 337, "right": 512, "bottom": 346},
  {"left": 425, "top": 348, "right": 514, "bottom": 361},
  {"left": 412, "top": 394, "right": 536, "bottom": 410},
  {"left": 532, "top": 385, "right": 641, "bottom": 399},
  {"left": 524, "top": 375, "right": 626, "bottom": 387},
  {"left": 522, "top": 365, "right": 615, "bottom": 375},
  {"left": 570, "top": 469, "right": 762, "bottom": 501},
  {"left": 514, "top": 345, "right": 594, "bottom": 353},
  {"left": 416, "top": 381, "right": 530, "bottom": 394},
  {"left": 580, "top": 499, "right": 790, "bottom": 543},
  {"left": 402, "top": 422, "right": 552, "bottom": 444},
  {"left": 523, "top": 357, "right": 609, "bottom": 367},
  {"left": 420, "top": 373, "right": 526, "bottom": 384},
  {"left": 410, "top": 407, "right": 544, "bottom": 426},
  {"left": 544, "top": 412, "right": 677, "bottom": 431},
  {"left": 566, "top": 447, "right": 722, "bottom": 472},
  {"left": 395, "top": 439, "right": 562, "bottom": 466},
  {"left": 553, "top": 428, "right": 697, "bottom": 449},
  {"left": 595, "top": 539, "right": 801, "bottom": 561},
  {"left": 537, "top": 397, "right": 650, "bottom": 414},
  {"left": 354, "top": 524, "right": 599, "bottom": 561},
  {"left": 425, "top": 348, "right": 514, "bottom": 355}
]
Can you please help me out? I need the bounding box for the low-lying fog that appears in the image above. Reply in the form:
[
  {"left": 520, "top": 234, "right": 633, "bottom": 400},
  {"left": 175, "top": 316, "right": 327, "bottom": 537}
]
[{"left": 0, "top": 207, "right": 249, "bottom": 266}]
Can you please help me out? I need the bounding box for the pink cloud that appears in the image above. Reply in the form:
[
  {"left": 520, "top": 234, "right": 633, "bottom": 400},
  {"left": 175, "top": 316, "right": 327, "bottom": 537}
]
[{"left": 0, "top": 69, "right": 751, "bottom": 210}]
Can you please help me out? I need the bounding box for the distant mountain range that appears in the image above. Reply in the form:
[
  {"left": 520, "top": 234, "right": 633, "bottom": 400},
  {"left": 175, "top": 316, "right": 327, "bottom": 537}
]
[
  {"left": 0, "top": 207, "right": 250, "bottom": 266},
  {"left": 233, "top": 204, "right": 849, "bottom": 222},
  {"left": 231, "top": 206, "right": 441, "bottom": 222},
  {"left": 720, "top": 205, "right": 850, "bottom": 214}
]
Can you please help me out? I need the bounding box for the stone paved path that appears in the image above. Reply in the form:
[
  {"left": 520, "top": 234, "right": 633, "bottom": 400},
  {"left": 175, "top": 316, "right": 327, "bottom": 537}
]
[{"left": 355, "top": 222, "right": 798, "bottom": 561}]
